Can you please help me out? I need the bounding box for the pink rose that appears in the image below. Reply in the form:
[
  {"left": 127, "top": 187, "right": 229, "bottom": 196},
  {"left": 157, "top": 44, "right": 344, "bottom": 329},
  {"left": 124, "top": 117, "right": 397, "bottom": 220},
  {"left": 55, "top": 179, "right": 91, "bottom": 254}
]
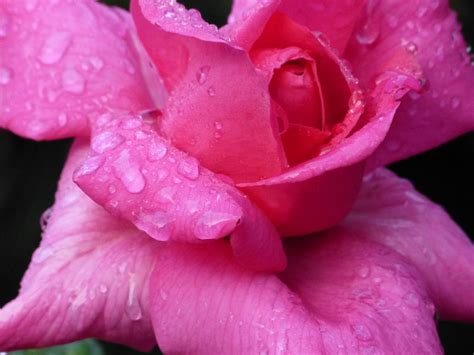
[{"left": 1, "top": 0, "right": 473, "bottom": 353}]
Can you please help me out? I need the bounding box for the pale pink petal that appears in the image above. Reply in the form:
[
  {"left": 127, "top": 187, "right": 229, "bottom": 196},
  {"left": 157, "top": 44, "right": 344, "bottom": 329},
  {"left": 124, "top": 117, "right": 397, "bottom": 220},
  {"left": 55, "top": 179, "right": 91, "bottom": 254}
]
[
  {"left": 0, "top": 0, "right": 153, "bottom": 140},
  {"left": 346, "top": 168, "right": 474, "bottom": 321},
  {"left": 0, "top": 140, "right": 159, "bottom": 351},
  {"left": 149, "top": 238, "right": 441, "bottom": 354},
  {"left": 345, "top": 0, "right": 474, "bottom": 168},
  {"left": 74, "top": 112, "right": 286, "bottom": 272},
  {"left": 239, "top": 67, "right": 422, "bottom": 236},
  {"left": 131, "top": 0, "right": 287, "bottom": 182}
]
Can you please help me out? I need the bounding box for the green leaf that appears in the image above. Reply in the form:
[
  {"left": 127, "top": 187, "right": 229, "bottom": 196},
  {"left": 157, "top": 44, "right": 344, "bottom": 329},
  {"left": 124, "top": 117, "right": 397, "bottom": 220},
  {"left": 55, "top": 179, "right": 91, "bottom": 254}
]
[{"left": 8, "top": 339, "right": 104, "bottom": 355}]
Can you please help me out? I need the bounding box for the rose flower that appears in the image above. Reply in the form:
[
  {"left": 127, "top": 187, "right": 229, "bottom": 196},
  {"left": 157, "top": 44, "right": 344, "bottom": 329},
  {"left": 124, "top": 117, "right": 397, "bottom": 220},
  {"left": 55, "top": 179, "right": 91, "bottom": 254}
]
[{"left": 0, "top": 0, "right": 473, "bottom": 353}]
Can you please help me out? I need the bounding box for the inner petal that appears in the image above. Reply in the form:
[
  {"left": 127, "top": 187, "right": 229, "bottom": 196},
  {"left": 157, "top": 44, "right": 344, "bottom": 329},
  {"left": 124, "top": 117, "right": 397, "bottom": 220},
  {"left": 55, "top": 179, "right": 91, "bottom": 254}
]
[{"left": 269, "top": 58, "right": 326, "bottom": 130}]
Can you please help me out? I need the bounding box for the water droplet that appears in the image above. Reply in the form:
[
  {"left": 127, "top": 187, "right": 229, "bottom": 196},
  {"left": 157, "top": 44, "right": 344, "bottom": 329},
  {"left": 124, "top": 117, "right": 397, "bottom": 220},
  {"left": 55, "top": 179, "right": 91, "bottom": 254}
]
[
  {"left": 113, "top": 150, "right": 146, "bottom": 194},
  {"left": 75, "top": 155, "right": 105, "bottom": 177},
  {"left": 57, "top": 113, "right": 68, "bottom": 127},
  {"left": 356, "top": 20, "right": 379, "bottom": 45},
  {"left": 148, "top": 139, "right": 168, "bottom": 161},
  {"left": 195, "top": 211, "right": 237, "bottom": 239},
  {"left": 38, "top": 32, "right": 71, "bottom": 65},
  {"left": 164, "top": 9, "right": 176, "bottom": 19},
  {"left": 450, "top": 96, "right": 461, "bottom": 109},
  {"left": 89, "top": 56, "right": 104, "bottom": 71},
  {"left": 404, "top": 41, "right": 418, "bottom": 54},
  {"left": 40, "top": 207, "right": 53, "bottom": 232},
  {"left": 154, "top": 187, "right": 176, "bottom": 204},
  {"left": 358, "top": 266, "right": 370, "bottom": 278},
  {"left": 416, "top": 5, "right": 428, "bottom": 18},
  {"left": 351, "top": 324, "right": 373, "bottom": 341},
  {"left": 62, "top": 69, "right": 85, "bottom": 94},
  {"left": 0, "top": 66, "right": 13, "bottom": 85},
  {"left": 196, "top": 65, "right": 210, "bottom": 84},
  {"left": 207, "top": 86, "right": 216, "bottom": 96},
  {"left": 108, "top": 184, "right": 117, "bottom": 194},
  {"left": 177, "top": 157, "right": 199, "bottom": 180},
  {"left": 91, "top": 131, "right": 125, "bottom": 153},
  {"left": 118, "top": 262, "right": 128, "bottom": 274},
  {"left": 160, "top": 289, "right": 168, "bottom": 300},
  {"left": 99, "top": 284, "right": 108, "bottom": 293},
  {"left": 32, "top": 246, "right": 55, "bottom": 263}
]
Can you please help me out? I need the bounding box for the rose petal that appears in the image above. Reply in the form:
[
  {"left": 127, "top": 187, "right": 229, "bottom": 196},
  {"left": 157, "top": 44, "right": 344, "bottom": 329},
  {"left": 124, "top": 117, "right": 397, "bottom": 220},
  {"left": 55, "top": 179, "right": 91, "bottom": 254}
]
[
  {"left": 149, "top": 238, "right": 441, "bottom": 353},
  {"left": 346, "top": 168, "right": 474, "bottom": 321},
  {"left": 0, "top": 140, "right": 159, "bottom": 352},
  {"left": 131, "top": 0, "right": 287, "bottom": 182},
  {"left": 345, "top": 0, "right": 474, "bottom": 169},
  {"left": 227, "top": 0, "right": 366, "bottom": 52},
  {"left": 74, "top": 112, "right": 286, "bottom": 272},
  {"left": 0, "top": 0, "right": 153, "bottom": 140}
]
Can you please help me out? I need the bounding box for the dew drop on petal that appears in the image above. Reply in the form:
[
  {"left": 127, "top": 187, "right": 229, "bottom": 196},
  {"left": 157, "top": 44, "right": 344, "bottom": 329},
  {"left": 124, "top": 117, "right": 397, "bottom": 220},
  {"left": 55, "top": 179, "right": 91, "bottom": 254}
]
[
  {"left": 177, "top": 157, "right": 200, "bottom": 180},
  {"left": 356, "top": 20, "right": 379, "bottom": 45},
  {"left": 38, "top": 32, "right": 71, "bottom": 65},
  {"left": 62, "top": 69, "right": 85, "bottom": 94},
  {"left": 0, "top": 12, "right": 9, "bottom": 38},
  {"left": 196, "top": 65, "right": 210, "bottom": 84},
  {"left": 113, "top": 150, "right": 146, "bottom": 194},
  {"left": 450, "top": 96, "right": 461, "bottom": 109},
  {"left": 91, "top": 131, "right": 125, "bottom": 153},
  {"left": 57, "top": 113, "right": 68, "bottom": 127},
  {"left": 0, "top": 66, "right": 13, "bottom": 85},
  {"left": 75, "top": 155, "right": 105, "bottom": 177},
  {"left": 351, "top": 324, "right": 373, "bottom": 341},
  {"left": 148, "top": 139, "right": 168, "bottom": 161}
]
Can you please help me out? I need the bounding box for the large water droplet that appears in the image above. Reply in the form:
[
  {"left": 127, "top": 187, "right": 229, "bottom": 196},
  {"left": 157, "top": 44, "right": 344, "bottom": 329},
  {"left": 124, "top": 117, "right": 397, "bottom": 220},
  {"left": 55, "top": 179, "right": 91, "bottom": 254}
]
[
  {"left": 356, "top": 20, "right": 379, "bottom": 45},
  {"left": 358, "top": 266, "right": 370, "bottom": 278},
  {"left": 177, "top": 157, "right": 199, "bottom": 180},
  {"left": 126, "top": 276, "right": 142, "bottom": 321},
  {"left": 196, "top": 65, "right": 210, "bottom": 84},
  {"left": 207, "top": 86, "right": 216, "bottom": 97},
  {"left": 113, "top": 150, "right": 146, "bottom": 194},
  {"left": 38, "top": 32, "right": 71, "bottom": 65},
  {"left": 57, "top": 113, "right": 68, "bottom": 127},
  {"left": 0, "top": 12, "right": 10, "bottom": 38},
  {"left": 99, "top": 284, "right": 108, "bottom": 294},
  {"left": 91, "top": 131, "right": 125, "bottom": 153},
  {"left": 195, "top": 211, "right": 237, "bottom": 239},
  {"left": 0, "top": 66, "right": 13, "bottom": 85},
  {"left": 89, "top": 56, "right": 104, "bottom": 71},
  {"left": 62, "top": 69, "right": 85, "bottom": 94},
  {"left": 403, "top": 291, "right": 420, "bottom": 307},
  {"left": 154, "top": 187, "right": 176, "bottom": 204},
  {"left": 148, "top": 140, "right": 168, "bottom": 162},
  {"left": 32, "top": 246, "right": 55, "bottom": 263},
  {"left": 75, "top": 155, "right": 105, "bottom": 177}
]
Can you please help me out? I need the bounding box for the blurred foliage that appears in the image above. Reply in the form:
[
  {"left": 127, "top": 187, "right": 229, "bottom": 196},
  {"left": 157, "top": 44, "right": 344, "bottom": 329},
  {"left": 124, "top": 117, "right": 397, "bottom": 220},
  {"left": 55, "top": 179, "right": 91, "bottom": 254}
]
[{"left": 9, "top": 340, "right": 104, "bottom": 355}]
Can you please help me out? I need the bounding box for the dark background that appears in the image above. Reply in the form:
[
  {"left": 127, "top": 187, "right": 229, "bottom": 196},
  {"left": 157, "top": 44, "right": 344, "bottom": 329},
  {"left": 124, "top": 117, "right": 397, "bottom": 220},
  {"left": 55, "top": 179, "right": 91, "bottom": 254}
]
[{"left": 1, "top": 1, "right": 473, "bottom": 354}]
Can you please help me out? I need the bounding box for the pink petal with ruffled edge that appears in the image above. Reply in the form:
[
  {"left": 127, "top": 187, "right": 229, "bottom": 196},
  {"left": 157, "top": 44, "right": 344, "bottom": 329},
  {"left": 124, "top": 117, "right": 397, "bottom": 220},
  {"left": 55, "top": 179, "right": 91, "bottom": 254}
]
[
  {"left": 131, "top": 0, "right": 287, "bottom": 183},
  {"left": 0, "top": 0, "right": 153, "bottom": 140},
  {"left": 73, "top": 112, "right": 286, "bottom": 272},
  {"left": 345, "top": 0, "right": 474, "bottom": 168},
  {"left": 0, "top": 141, "right": 159, "bottom": 352},
  {"left": 347, "top": 169, "right": 474, "bottom": 321},
  {"left": 149, "top": 168, "right": 474, "bottom": 353}
]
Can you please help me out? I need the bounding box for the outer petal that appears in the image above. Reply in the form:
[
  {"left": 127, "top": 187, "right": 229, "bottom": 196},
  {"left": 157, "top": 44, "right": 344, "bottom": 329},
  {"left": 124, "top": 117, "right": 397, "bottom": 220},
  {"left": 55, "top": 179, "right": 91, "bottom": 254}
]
[
  {"left": 239, "top": 67, "right": 421, "bottom": 236},
  {"left": 149, "top": 239, "right": 441, "bottom": 354},
  {"left": 73, "top": 112, "right": 286, "bottom": 272},
  {"left": 346, "top": 168, "right": 474, "bottom": 321},
  {"left": 131, "top": 0, "right": 287, "bottom": 182},
  {"left": 345, "top": 0, "right": 474, "bottom": 168},
  {"left": 0, "top": 0, "right": 153, "bottom": 140},
  {"left": 0, "top": 140, "right": 159, "bottom": 351}
]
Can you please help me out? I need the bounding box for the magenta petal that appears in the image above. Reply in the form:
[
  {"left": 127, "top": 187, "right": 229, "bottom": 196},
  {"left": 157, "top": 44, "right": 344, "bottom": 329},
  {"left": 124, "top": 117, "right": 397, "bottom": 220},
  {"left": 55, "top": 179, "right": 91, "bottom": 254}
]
[
  {"left": 149, "top": 239, "right": 442, "bottom": 354},
  {"left": 131, "top": 0, "right": 287, "bottom": 182},
  {"left": 74, "top": 113, "right": 286, "bottom": 272},
  {"left": 0, "top": 0, "right": 153, "bottom": 140},
  {"left": 346, "top": 0, "right": 474, "bottom": 168},
  {"left": 347, "top": 168, "right": 474, "bottom": 321},
  {"left": 0, "top": 141, "right": 159, "bottom": 351}
]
